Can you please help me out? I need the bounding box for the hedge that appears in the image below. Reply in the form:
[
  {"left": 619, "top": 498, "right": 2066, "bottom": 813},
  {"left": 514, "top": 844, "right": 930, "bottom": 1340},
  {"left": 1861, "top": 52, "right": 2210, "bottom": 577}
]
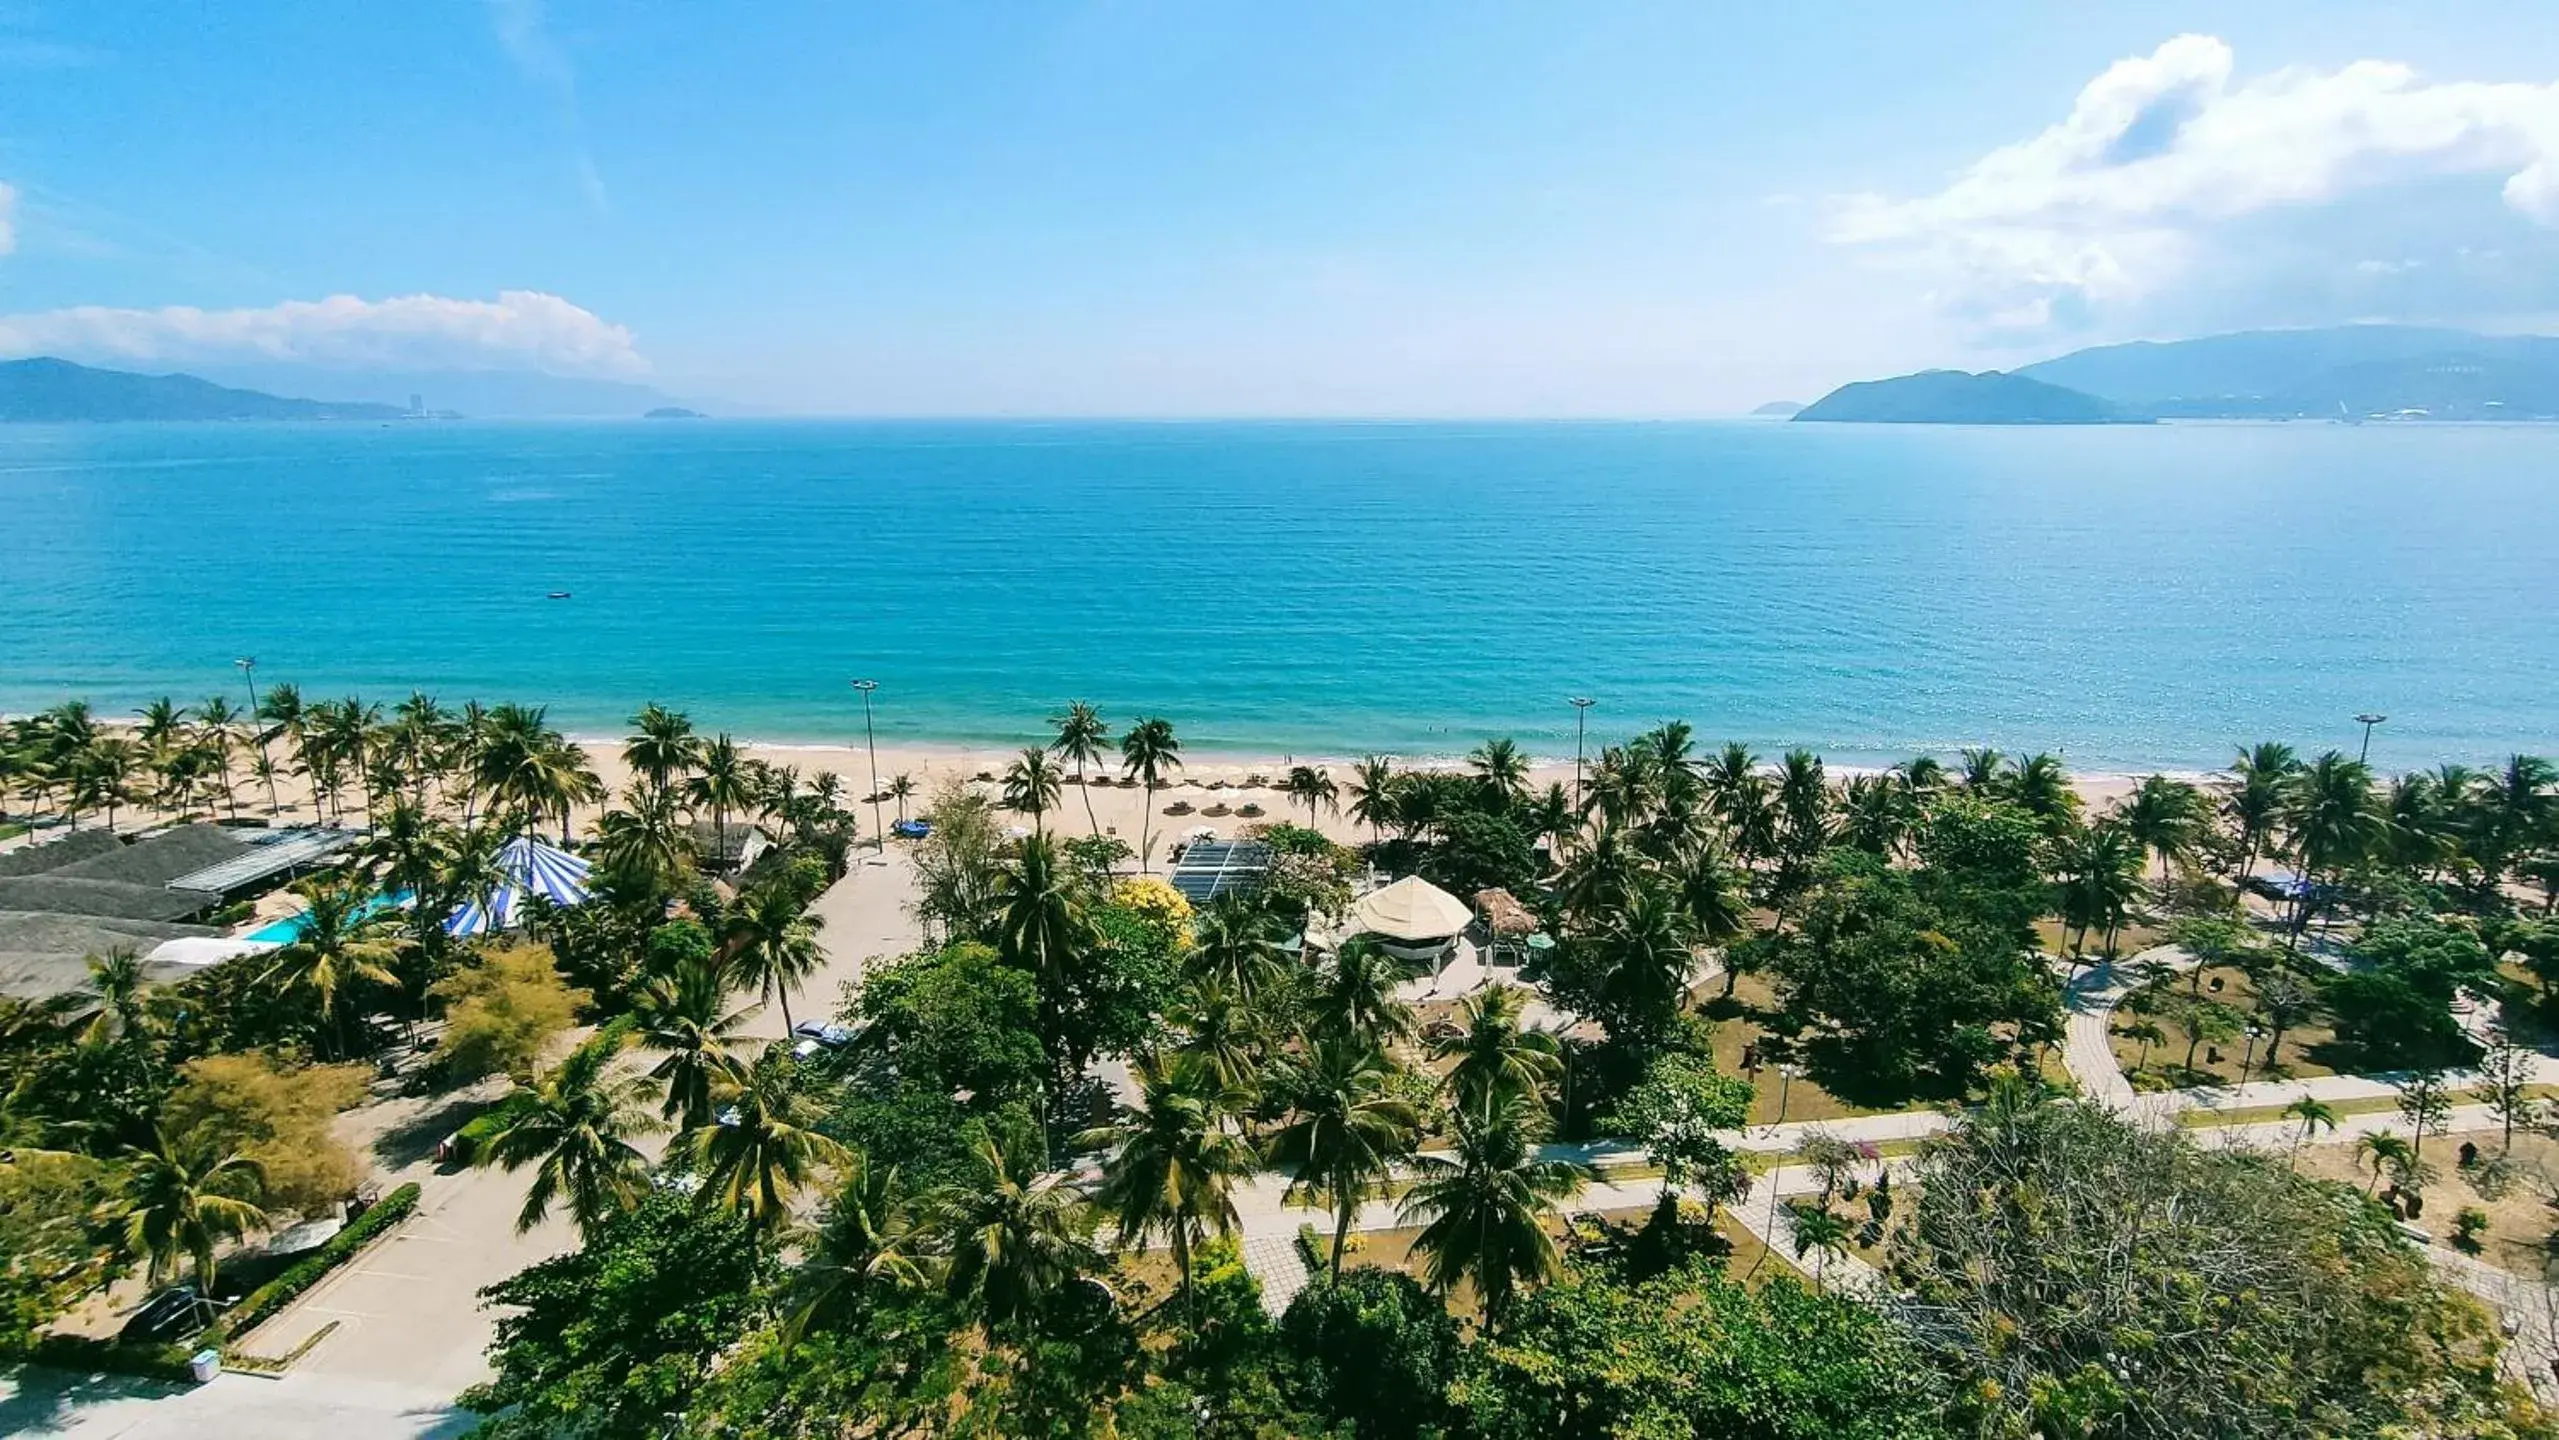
[
  {"left": 445, "top": 1092, "right": 536, "bottom": 1165},
  {"left": 25, "top": 1332, "right": 201, "bottom": 1383},
  {"left": 214, "top": 1182, "right": 422, "bottom": 1346}
]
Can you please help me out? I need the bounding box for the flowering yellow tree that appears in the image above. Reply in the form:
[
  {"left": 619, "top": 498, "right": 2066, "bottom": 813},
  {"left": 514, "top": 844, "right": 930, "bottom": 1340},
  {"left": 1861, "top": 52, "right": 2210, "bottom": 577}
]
[{"left": 1110, "top": 875, "right": 1195, "bottom": 950}]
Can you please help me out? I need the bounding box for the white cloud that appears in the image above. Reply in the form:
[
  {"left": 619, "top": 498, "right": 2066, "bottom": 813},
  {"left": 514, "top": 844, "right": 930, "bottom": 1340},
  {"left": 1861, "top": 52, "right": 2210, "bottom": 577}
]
[
  {"left": 486, "top": 0, "right": 605, "bottom": 210},
  {"left": 1829, "top": 36, "right": 2559, "bottom": 331},
  {"left": 0, "top": 290, "right": 648, "bottom": 376}
]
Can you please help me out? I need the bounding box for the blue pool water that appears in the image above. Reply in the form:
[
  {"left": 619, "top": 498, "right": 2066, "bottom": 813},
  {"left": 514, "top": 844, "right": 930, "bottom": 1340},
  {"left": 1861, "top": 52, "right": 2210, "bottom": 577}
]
[
  {"left": 1, "top": 419, "right": 2553, "bottom": 771},
  {"left": 245, "top": 889, "right": 412, "bottom": 944}
]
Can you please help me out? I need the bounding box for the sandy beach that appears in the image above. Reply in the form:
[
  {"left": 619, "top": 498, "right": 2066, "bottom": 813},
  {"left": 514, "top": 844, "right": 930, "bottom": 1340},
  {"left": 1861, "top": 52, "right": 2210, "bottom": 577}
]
[{"left": 109, "top": 728, "right": 2158, "bottom": 859}]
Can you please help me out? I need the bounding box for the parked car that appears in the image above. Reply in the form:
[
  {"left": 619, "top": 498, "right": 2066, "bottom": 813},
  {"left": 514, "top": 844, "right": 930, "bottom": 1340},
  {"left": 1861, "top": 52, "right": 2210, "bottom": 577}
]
[
  {"left": 792, "top": 1019, "right": 860, "bottom": 1050},
  {"left": 120, "top": 1284, "right": 217, "bottom": 1345}
]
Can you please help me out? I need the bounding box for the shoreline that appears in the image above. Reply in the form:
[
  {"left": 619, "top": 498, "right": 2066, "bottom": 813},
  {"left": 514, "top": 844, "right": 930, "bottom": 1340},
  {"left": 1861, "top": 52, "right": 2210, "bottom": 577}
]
[{"left": 7, "top": 722, "right": 2168, "bottom": 856}]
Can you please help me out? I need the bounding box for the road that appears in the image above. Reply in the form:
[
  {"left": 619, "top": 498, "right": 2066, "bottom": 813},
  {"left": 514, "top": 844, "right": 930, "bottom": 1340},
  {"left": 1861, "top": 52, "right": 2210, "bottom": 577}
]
[{"left": 737, "top": 849, "right": 920, "bottom": 1042}]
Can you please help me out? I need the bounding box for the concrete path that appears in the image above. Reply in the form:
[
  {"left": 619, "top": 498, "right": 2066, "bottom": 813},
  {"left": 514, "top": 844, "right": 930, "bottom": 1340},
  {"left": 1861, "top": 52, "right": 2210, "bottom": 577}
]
[{"left": 741, "top": 848, "right": 920, "bottom": 1041}]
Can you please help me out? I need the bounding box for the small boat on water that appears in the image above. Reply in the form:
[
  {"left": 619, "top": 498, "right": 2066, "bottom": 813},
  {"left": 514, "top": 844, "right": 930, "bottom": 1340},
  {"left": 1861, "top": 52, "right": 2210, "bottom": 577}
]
[{"left": 547, "top": 590, "right": 572, "bottom": 599}]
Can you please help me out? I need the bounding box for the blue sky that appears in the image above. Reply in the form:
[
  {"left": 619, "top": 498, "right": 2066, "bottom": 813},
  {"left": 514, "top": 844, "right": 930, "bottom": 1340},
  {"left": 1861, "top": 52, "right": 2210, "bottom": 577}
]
[{"left": 2, "top": 1, "right": 2557, "bottom": 414}]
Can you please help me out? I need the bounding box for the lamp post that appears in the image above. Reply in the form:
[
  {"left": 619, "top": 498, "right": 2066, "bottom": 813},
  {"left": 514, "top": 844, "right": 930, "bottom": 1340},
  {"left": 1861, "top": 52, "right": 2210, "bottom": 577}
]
[
  {"left": 234, "top": 657, "right": 276, "bottom": 815},
  {"left": 2354, "top": 712, "right": 2386, "bottom": 765},
  {"left": 2240, "top": 1022, "right": 2265, "bottom": 1085},
  {"left": 1569, "top": 696, "right": 1595, "bottom": 817},
  {"left": 851, "top": 679, "right": 884, "bottom": 849}
]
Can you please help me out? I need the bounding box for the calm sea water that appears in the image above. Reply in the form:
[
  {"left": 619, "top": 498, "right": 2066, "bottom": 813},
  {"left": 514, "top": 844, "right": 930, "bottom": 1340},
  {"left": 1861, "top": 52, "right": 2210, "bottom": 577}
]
[{"left": 1, "top": 419, "right": 2552, "bottom": 771}]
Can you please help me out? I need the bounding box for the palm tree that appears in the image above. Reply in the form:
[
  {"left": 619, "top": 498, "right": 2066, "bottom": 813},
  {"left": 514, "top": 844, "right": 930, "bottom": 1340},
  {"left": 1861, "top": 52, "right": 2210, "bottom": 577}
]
[
  {"left": 75, "top": 735, "right": 141, "bottom": 832},
  {"left": 1774, "top": 748, "right": 1830, "bottom": 859},
  {"left": 1433, "top": 984, "right": 1562, "bottom": 1114},
  {"left": 1400, "top": 1093, "right": 1590, "bottom": 1328},
  {"left": 631, "top": 961, "right": 756, "bottom": 1129},
  {"left": 685, "top": 733, "right": 754, "bottom": 861},
  {"left": 1049, "top": 702, "right": 1111, "bottom": 835},
  {"left": 2281, "top": 751, "right": 2378, "bottom": 940},
  {"left": 1838, "top": 773, "right": 1911, "bottom": 858},
  {"left": 78, "top": 949, "right": 153, "bottom": 1048},
  {"left": 689, "top": 1052, "right": 850, "bottom": 1241},
  {"left": 1312, "top": 938, "right": 1418, "bottom": 1046},
  {"left": 260, "top": 879, "right": 402, "bottom": 1057},
  {"left": 927, "top": 1133, "right": 1101, "bottom": 1335},
  {"left": 2004, "top": 752, "right": 2080, "bottom": 832},
  {"left": 1347, "top": 756, "right": 1399, "bottom": 842},
  {"left": 1590, "top": 881, "right": 1697, "bottom": 1040},
  {"left": 1958, "top": 747, "right": 2004, "bottom": 792},
  {"left": 1188, "top": 892, "right": 1282, "bottom": 998},
  {"left": 993, "top": 831, "right": 1089, "bottom": 999},
  {"left": 136, "top": 697, "right": 189, "bottom": 816},
  {"left": 2473, "top": 754, "right": 2557, "bottom": 888},
  {"left": 2357, "top": 1130, "right": 2413, "bottom": 1197},
  {"left": 1079, "top": 1055, "right": 1254, "bottom": 1328},
  {"left": 723, "top": 879, "right": 826, "bottom": 1037},
  {"left": 2119, "top": 774, "right": 2206, "bottom": 886},
  {"left": 1282, "top": 764, "right": 1340, "bottom": 827},
  {"left": 1170, "top": 978, "right": 1265, "bottom": 1098},
  {"left": 477, "top": 1039, "right": 665, "bottom": 1239},
  {"left": 2054, "top": 820, "right": 2144, "bottom": 959},
  {"left": 1267, "top": 1037, "right": 1420, "bottom": 1278},
  {"left": 781, "top": 1149, "right": 923, "bottom": 1345},
  {"left": 1119, "top": 717, "right": 1182, "bottom": 871},
  {"left": 2231, "top": 741, "right": 2313, "bottom": 879},
  {"left": 596, "top": 784, "right": 697, "bottom": 895},
  {"left": 1468, "top": 739, "right": 1531, "bottom": 806},
  {"left": 117, "top": 1128, "right": 267, "bottom": 1294},
  {"left": 1002, "top": 747, "right": 1063, "bottom": 836},
  {"left": 888, "top": 773, "right": 917, "bottom": 824},
  {"left": 2284, "top": 1095, "right": 2338, "bottom": 1167},
  {"left": 1673, "top": 839, "right": 1750, "bottom": 965},
  {"left": 2117, "top": 1018, "right": 2166, "bottom": 1074},
  {"left": 1787, "top": 1203, "right": 1855, "bottom": 1285},
  {"left": 623, "top": 703, "right": 703, "bottom": 804}
]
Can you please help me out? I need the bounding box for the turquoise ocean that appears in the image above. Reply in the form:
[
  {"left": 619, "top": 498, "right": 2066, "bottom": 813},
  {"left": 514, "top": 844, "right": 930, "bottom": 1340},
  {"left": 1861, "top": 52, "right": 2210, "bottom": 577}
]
[{"left": 1, "top": 418, "right": 2553, "bottom": 772}]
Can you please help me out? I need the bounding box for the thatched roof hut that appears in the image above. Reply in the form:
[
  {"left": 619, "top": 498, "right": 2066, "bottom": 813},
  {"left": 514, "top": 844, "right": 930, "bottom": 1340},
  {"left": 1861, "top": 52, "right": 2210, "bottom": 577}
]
[{"left": 1473, "top": 887, "right": 1539, "bottom": 937}]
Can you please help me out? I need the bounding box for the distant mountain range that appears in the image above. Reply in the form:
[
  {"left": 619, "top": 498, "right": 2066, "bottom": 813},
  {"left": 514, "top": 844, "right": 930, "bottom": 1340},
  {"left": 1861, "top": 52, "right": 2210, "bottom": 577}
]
[
  {"left": 0, "top": 356, "right": 707, "bottom": 422},
  {"left": 1797, "top": 325, "right": 2559, "bottom": 425},
  {"left": 0, "top": 358, "right": 410, "bottom": 422},
  {"left": 186, "top": 363, "right": 695, "bottom": 419}
]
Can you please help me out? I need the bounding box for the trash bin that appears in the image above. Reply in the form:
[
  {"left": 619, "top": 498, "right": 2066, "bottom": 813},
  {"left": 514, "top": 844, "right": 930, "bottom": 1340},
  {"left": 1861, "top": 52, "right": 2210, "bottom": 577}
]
[{"left": 189, "top": 1348, "right": 222, "bottom": 1382}]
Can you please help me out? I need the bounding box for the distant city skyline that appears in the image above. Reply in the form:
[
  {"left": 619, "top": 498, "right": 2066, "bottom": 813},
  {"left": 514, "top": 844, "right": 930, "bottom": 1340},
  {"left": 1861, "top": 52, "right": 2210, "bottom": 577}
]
[{"left": 2, "top": 2, "right": 2556, "bottom": 415}]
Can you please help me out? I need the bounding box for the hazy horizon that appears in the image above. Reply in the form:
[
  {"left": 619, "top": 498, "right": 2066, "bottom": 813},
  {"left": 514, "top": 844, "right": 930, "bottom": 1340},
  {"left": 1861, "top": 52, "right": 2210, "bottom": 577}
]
[{"left": 4, "top": 4, "right": 2558, "bottom": 416}]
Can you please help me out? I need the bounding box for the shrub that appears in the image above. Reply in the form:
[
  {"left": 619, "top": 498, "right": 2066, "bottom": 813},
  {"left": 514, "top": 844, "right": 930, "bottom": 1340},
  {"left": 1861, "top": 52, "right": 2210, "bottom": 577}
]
[
  {"left": 213, "top": 1182, "right": 421, "bottom": 1345},
  {"left": 162, "top": 1050, "right": 371, "bottom": 1217},
  {"left": 25, "top": 1332, "right": 201, "bottom": 1383},
  {"left": 2453, "top": 1207, "right": 2491, "bottom": 1255},
  {"left": 446, "top": 1092, "right": 535, "bottom": 1164},
  {"left": 431, "top": 942, "right": 588, "bottom": 1082}
]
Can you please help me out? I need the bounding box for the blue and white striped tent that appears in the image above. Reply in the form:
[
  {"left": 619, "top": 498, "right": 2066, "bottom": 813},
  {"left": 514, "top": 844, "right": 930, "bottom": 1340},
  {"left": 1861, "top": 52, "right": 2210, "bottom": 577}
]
[{"left": 443, "top": 836, "right": 594, "bottom": 937}]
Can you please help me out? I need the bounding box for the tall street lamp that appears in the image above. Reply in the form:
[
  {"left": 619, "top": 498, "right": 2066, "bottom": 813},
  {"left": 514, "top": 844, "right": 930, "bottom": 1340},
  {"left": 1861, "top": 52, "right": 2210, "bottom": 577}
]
[
  {"left": 1569, "top": 696, "right": 1595, "bottom": 816},
  {"left": 234, "top": 657, "right": 276, "bottom": 814},
  {"left": 2354, "top": 712, "right": 2387, "bottom": 765},
  {"left": 851, "top": 679, "right": 884, "bottom": 849}
]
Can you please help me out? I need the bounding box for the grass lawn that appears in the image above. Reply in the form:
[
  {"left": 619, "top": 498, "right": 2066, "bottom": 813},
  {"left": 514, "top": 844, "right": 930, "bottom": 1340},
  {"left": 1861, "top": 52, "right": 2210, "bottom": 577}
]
[
  {"left": 2033, "top": 917, "right": 2165, "bottom": 963},
  {"left": 2109, "top": 964, "right": 2340, "bottom": 1090},
  {"left": 1697, "top": 972, "right": 1917, "bottom": 1125},
  {"left": 2297, "top": 1126, "right": 2559, "bottom": 1282}
]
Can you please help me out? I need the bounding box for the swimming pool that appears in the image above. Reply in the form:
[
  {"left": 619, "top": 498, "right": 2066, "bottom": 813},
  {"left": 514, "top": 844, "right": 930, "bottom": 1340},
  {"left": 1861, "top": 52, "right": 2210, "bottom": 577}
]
[{"left": 243, "top": 889, "right": 412, "bottom": 944}]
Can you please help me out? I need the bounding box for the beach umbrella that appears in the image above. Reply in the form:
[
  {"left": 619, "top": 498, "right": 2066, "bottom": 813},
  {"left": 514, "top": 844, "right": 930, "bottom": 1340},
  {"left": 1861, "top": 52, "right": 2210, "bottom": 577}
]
[{"left": 444, "top": 835, "right": 593, "bottom": 937}]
